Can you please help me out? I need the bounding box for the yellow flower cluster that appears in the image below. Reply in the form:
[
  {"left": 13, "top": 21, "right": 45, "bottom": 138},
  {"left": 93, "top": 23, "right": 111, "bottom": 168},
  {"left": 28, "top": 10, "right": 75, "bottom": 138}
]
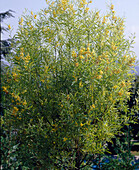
[
  {"left": 23, "top": 100, "right": 27, "bottom": 106},
  {"left": 19, "top": 17, "right": 23, "bottom": 25},
  {"left": 75, "top": 62, "right": 79, "bottom": 67},
  {"left": 72, "top": 50, "right": 77, "bottom": 57},
  {"left": 102, "top": 16, "right": 106, "bottom": 24},
  {"left": 111, "top": 4, "right": 114, "bottom": 10},
  {"left": 63, "top": 137, "right": 67, "bottom": 141},
  {"left": 80, "top": 0, "right": 87, "bottom": 6},
  {"left": 112, "top": 15, "right": 117, "bottom": 21},
  {"left": 128, "top": 57, "right": 135, "bottom": 66},
  {"left": 85, "top": 7, "right": 89, "bottom": 13},
  {"left": 53, "top": 11, "right": 56, "bottom": 17},
  {"left": 58, "top": 0, "right": 69, "bottom": 11},
  {"left": 41, "top": 79, "right": 45, "bottom": 83},
  {"left": 11, "top": 93, "right": 21, "bottom": 102},
  {"left": 2, "top": 86, "right": 9, "bottom": 94},
  {"left": 12, "top": 72, "right": 19, "bottom": 81},
  {"left": 92, "top": 104, "right": 95, "bottom": 109},
  {"left": 121, "top": 81, "right": 125, "bottom": 87},
  {"left": 13, "top": 106, "right": 19, "bottom": 114},
  {"left": 79, "top": 55, "right": 84, "bottom": 60},
  {"left": 97, "top": 75, "right": 102, "bottom": 79},
  {"left": 24, "top": 53, "right": 30, "bottom": 64},
  {"left": 118, "top": 91, "right": 123, "bottom": 96},
  {"left": 20, "top": 52, "right": 24, "bottom": 58},
  {"left": 15, "top": 56, "right": 20, "bottom": 61},
  {"left": 20, "top": 47, "right": 24, "bottom": 58},
  {"left": 34, "top": 15, "right": 37, "bottom": 19},
  {"left": 113, "top": 85, "right": 118, "bottom": 89}
]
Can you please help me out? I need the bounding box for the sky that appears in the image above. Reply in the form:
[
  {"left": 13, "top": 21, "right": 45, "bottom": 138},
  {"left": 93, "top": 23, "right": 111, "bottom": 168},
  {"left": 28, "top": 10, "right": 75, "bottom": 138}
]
[{"left": 1, "top": 0, "right": 139, "bottom": 61}]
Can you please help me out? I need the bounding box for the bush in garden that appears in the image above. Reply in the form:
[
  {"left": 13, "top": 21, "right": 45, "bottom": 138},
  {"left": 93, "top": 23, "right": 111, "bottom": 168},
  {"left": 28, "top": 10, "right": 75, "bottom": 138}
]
[{"left": 1, "top": 0, "right": 137, "bottom": 169}]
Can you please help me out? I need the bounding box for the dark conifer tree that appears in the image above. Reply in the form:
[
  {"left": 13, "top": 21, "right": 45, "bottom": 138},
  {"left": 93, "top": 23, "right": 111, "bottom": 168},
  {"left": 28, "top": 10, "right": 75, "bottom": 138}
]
[
  {"left": 0, "top": 10, "right": 14, "bottom": 115},
  {"left": 0, "top": 10, "right": 15, "bottom": 61}
]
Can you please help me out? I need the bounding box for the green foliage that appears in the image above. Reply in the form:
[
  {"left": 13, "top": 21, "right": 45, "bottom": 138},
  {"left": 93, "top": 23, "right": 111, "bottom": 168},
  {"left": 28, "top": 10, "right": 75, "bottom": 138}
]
[
  {"left": 101, "top": 137, "right": 139, "bottom": 170},
  {"left": 1, "top": 0, "right": 137, "bottom": 169},
  {"left": 1, "top": 127, "right": 23, "bottom": 169}
]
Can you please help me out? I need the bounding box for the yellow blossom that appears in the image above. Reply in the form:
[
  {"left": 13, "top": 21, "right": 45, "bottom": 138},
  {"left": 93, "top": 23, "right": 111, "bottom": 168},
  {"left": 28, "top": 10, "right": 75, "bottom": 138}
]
[
  {"left": 85, "top": 7, "right": 89, "bottom": 13},
  {"left": 80, "top": 123, "right": 84, "bottom": 127},
  {"left": 15, "top": 56, "right": 20, "bottom": 60},
  {"left": 79, "top": 55, "right": 84, "bottom": 60},
  {"left": 63, "top": 137, "right": 67, "bottom": 142},
  {"left": 79, "top": 81, "right": 83, "bottom": 88},
  {"left": 100, "top": 70, "right": 103, "bottom": 75},
  {"left": 79, "top": 49, "right": 84, "bottom": 54},
  {"left": 21, "top": 17, "right": 23, "bottom": 23},
  {"left": 24, "top": 53, "right": 30, "bottom": 63},
  {"left": 2, "top": 86, "right": 8, "bottom": 94},
  {"left": 82, "top": 0, "right": 87, "bottom": 5},
  {"left": 112, "top": 45, "right": 117, "bottom": 50},
  {"left": 120, "top": 27, "right": 124, "bottom": 30},
  {"left": 121, "top": 81, "right": 125, "bottom": 87},
  {"left": 102, "top": 16, "right": 106, "bottom": 24},
  {"left": 111, "top": 4, "right": 114, "bottom": 10},
  {"left": 8, "top": 25, "right": 11, "bottom": 30},
  {"left": 15, "top": 95, "right": 21, "bottom": 101},
  {"left": 96, "top": 11, "right": 99, "bottom": 18},
  {"left": 53, "top": 11, "right": 56, "bottom": 17},
  {"left": 75, "top": 63, "right": 79, "bottom": 67},
  {"left": 13, "top": 107, "right": 18, "bottom": 113},
  {"left": 97, "top": 75, "right": 102, "bottom": 79},
  {"left": 118, "top": 91, "right": 122, "bottom": 96},
  {"left": 112, "top": 15, "right": 117, "bottom": 20},
  {"left": 92, "top": 104, "right": 95, "bottom": 109},
  {"left": 20, "top": 52, "right": 24, "bottom": 57},
  {"left": 34, "top": 15, "right": 37, "bottom": 19},
  {"left": 31, "top": 11, "right": 33, "bottom": 15},
  {"left": 23, "top": 100, "right": 27, "bottom": 106},
  {"left": 27, "top": 22, "right": 30, "bottom": 26},
  {"left": 113, "top": 85, "right": 118, "bottom": 89},
  {"left": 87, "top": 47, "right": 90, "bottom": 51},
  {"left": 72, "top": 50, "right": 77, "bottom": 57}
]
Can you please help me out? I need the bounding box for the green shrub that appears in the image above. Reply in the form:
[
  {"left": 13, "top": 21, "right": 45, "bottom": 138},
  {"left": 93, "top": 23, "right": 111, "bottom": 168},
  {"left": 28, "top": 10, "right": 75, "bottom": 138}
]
[{"left": 1, "top": 0, "right": 137, "bottom": 169}]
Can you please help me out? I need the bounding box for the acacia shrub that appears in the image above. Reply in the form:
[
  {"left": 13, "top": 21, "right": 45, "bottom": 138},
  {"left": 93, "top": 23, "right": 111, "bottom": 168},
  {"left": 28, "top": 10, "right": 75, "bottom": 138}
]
[{"left": 2, "top": 0, "right": 137, "bottom": 169}]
